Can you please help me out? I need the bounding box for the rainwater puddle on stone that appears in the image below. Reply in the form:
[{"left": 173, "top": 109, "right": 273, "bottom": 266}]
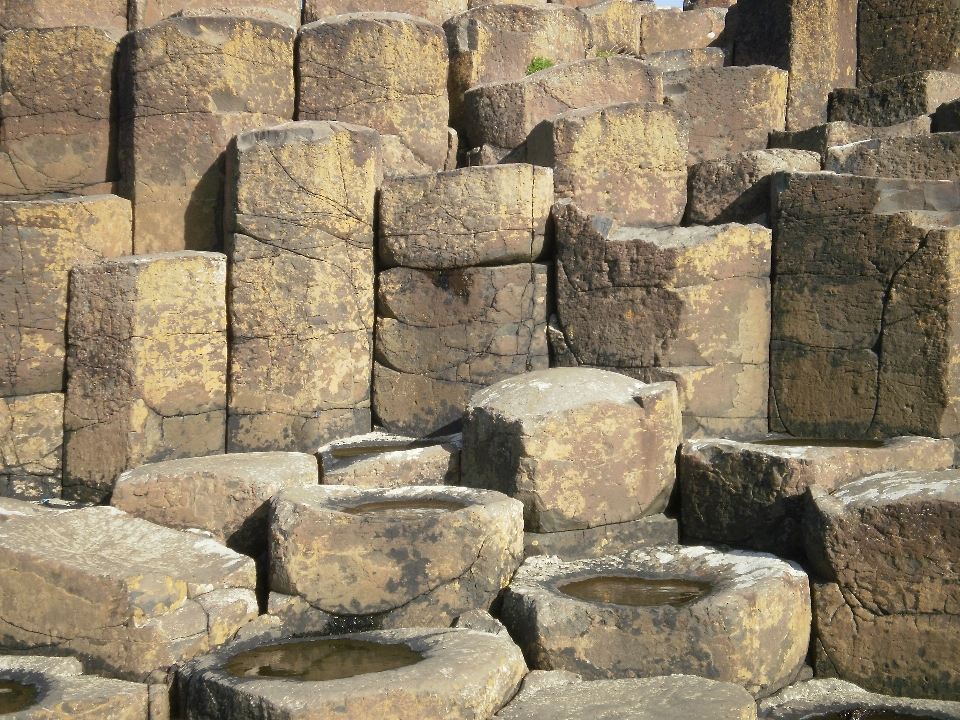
[
  {"left": 223, "top": 639, "right": 423, "bottom": 682},
  {"left": 560, "top": 576, "right": 711, "bottom": 607},
  {"left": 753, "top": 439, "right": 886, "bottom": 449},
  {"left": 809, "top": 711, "right": 939, "bottom": 720},
  {"left": 342, "top": 499, "right": 467, "bottom": 520},
  {"left": 0, "top": 680, "right": 38, "bottom": 713}
]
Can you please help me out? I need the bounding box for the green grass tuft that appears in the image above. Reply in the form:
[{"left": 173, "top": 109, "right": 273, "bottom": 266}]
[{"left": 526, "top": 57, "right": 555, "bottom": 75}]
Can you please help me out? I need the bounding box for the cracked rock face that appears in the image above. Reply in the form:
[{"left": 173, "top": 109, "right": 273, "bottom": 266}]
[
  {"left": 461, "top": 367, "right": 681, "bottom": 533},
  {"left": 525, "top": 102, "right": 688, "bottom": 227},
  {"left": 826, "top": 132, "right": 960, "bottom": 180},
  {"left": 268, "top": 485, "right": 524, "bottom": 628},
  {"left": 129, "top": 0, "right": 302, "bottom": 29},
  {"left": 551, "top": 202, "right": 770, "bottom": 439},
  {"left": 0, "top": 392, "right": 63, "bottom": 499},
  {"left": 373, "top": 263, "right": 549, "bottom": 437},
  {"left": 226, "top": 121, "right": 380, "bottom": 453},
  {"left": 444, "top": 5, "right": 591, "bottom": 126},
  {"left": 768, "top": 117, "right": 931, "bottom": 159},
  {"left": 461, "top": 57, "right": 661, "bottom": 152},
  {"left": 318, "top": 431, "right": 461, "bottom": 488},
  {"left": 663, "top": 65, "right": 788, "bottom": 166},
  {"left": 379, "top": 165, "right": 552, "bottom": 270},
  {"left": 0, "top": 27, "right": 122, "bottom": 198},
  {"left": 111, "top": 452, "right": 319, "bottom": 556},
  {"left": 770, "top": 171, "right": 960, "bottom": 441},
  {"left": 0, "top": 195, "right": 132, "bottom": 398},
  {"left": 179, "top": 628, "right": 527, "bottom": 720},
  {"left": 500, "top": 546, "right": 811, "bottom": 696},
  {"left": 759, "top": 678, "right": 960, "bottom": 720},
  {"left": 686, "top": 149, "right": 821, "bottom": 226},
  {"left": 0, "top": 0, "right": 127, "bottom": 30},
  {"left": 680, "top": 435, "right": 954, "bottom": 559},
  {"left": 829, "top": 71, "right": 960, "bottom": 127},
  {"left": 497, "top": 674, "right": 757, "bottom": 720},
  {"left": 63, "top": 252, "right": 227, "bottom": 503},
  {"left": 804, "top": 470, "right": 960, "bottom": 700},
  {"left": 0, "top": 506, "right": 258, "bottom": 681},
  {"left": 118, "top": 15, "right": 294, "bottom": 253},
  {"left": 297, "top": 13, "right": 449, "bottom": 177}
]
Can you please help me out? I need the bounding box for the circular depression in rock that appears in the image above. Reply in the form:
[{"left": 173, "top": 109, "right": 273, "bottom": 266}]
[
  {"left": 753, "top": 439, "right": 886, "bottom": 448},
  {"left": 809, "top": 711, "right": 940, "bottom": 720},
  {"left": 341, "top": 499, "right": 468, "bottom": 520},
  {"left": 0, "top": 679, "right": 38, "bottom": 713},
  {"left": 224, "top": 639, "right": 423, "bottom": 682},
  {"left": 559, "top": 576, "right": 711, "bottom": 607}
]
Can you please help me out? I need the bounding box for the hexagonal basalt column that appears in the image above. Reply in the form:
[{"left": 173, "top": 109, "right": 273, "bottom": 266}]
[{"left": 501, "top": 546, "right": 811, "bottom": 696}]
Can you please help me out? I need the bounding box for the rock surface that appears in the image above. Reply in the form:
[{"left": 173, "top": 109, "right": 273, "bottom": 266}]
[
  {"left": 523, "top": 514, "right": 679, "bottom": 561},
  {"left": 639, "top": 7, "right": 728, "bottom": 55},
  {"left": 768, "top": 116, "right": 931, "bottom": 158},
  {"left": 829, "top": 71, "right": 960, "bottom": 127},
  {"left": 319, "top": 431, "right": 461, "bottom": 488},
  {"left": 0, "top": 393, "right": 63, "bottom": 499},
  {"left": 0, "top": 0, "right": 127, "bottom": 30},
  {"left": 461, "top": 368, "right": 681, "bottom": 532},
  {"left": 580, "top": 0, "right": 656, "bottom": 56},
  {"left": 129, "top": 1, "right": 302, "bottom": 29},
  {"left": 226, "top": 121, "right": 380, "bottom": 453},
  {"left": 825, "top": 132, "right": 960, "bottom": 180},
  {"left": 759, "top": 678, "right": 960, "bottom": 719}
]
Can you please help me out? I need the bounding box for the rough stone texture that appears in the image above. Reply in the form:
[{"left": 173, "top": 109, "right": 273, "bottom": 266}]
[
  {"left": 768, "top": 116, "right": 931, "bottom": 158},
  {"left": 63, "top": 252, "right": 227, "bottom": 503},
  {"left": 733, "top": 0, "right": 856, "bottom": 130},
  {"left": 680, "top": 435, "right": 953, "bottom": 559},
  {"left": 319, "top": 431, "right": 461, "bottom": 488},
  {"left": 118, "top": 15, "right": 294, "bottom": 254},
  {"left": 180, "top": 628, "right": 527, "bottom": 720},
  {"left": 829, "top": 71, "right": 960, "bottom": 127},
  {"left": 501, "top": 546, "right": 811, "bottom": 696},
  {"left": 0, "top": 496, "right": 43, "bottom": 521},
  {"left": 0, "top": 392, "right": 63, "bottom": 500},
  {"left": 524, "top": 514, "right": 679, "bottom": 561},
  {"left": 0, "top": 654, "right": 149, "bottom": 720},
  {"left": 686, "top": 149, "right": 821, "bottom": 226},
  {"left": 858, "top": 0, "right": 960, "bottom": 85},
  {"left": 497, "top": 674, "right": 757, "bottom": 720},
  {"left": 640, "top": 47, "right": 727, "bottom": 73},
  {"left": 552, "top": 202, "right": 771, "bottom": 437},
  {"left": 0, "top": 27, "right": 122, "bottom": 198},
  {"left": 760, "top": 678, "right": 960, "bottom": 719},
  {"left": 769, "top": 172, "right": 960, "bottom": 441},
  {"left": 462, "top": 57, "right": 661, "bottom": 153},
  {"left": 269, "top": 485, "right": 523, "bottom": 627},
  {"left": 111, "top": 452, "right": 318, "bottom": 556},
  {"left": 129, "top": 0, "right": 302, "bottom": 30},
  {"left": 0, "top": 506, "right": 258, "bottom": 681},
  {"left": 453, "top": 609, "right": 508, "bottom": 636},
  {"left": 379, "top": 165, "right": 553, "bottom": 270},
  {"left": 933, "top": 97, "right": 960, "bottom": 131},
  {"left": 374, "top": 263, "right": 549, "bottom": 437},
  {"left": 826, "top": 132, "right": 960, "bottom": 180},
  {"left": 0, "top": 0, "right": 127, "bottom": 31},
  {"left": 806, "top": 470, "right": 960, "bottom": 700},
  {"left": 525, "top": 103, "right": 688, "bottom": 226},
  {"left": 226, "top": 121, "right": 380, "bottom": 453},
  {"left": 580, "top": 0, "right": 656, "bottom": 56},
  {"left": 0, "top": 195, "right": 132, "bottom": 397},
  {"left": 461, "top": 368, "right": 681, "bottom": 533},
  {"left": 663, "top": 65, "right": 788, "bottom": 165},
  {"left": 297, "top": 14, "right": 449, "bottom": 177},
  {"left": 444, "top": 4, "right": 591, "bottom": 127},
  {"left": 304, "top": 0, "right": 465, "bottom": 27},
  {"left": 639, "top": 8, "right": 728, "bottom": 55}
]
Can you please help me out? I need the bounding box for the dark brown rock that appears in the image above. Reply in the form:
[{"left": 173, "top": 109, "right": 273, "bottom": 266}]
[
  {"left": 826, "top": 132, "right": 960, "bottom": 179},
  {"left": 639, "top": 7, "right": 728, "bottom": 55},
  {"left": 768, "top": 116, "right": 932, "bottom": 157},
  {"left": 829, "top": 71, "right": 960, "bottom": 127}
]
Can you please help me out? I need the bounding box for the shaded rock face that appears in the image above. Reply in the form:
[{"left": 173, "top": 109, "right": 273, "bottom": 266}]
[
  {"left": 63, "top": 252, "right": 227, "bottom": 503},
  {"left": 373, "top": 263, "right": 549, "bottom": 437},
  {"left": 268, "top": 485, "right": 523, "bottom": 628},
  {"left": 0, "top": 392, "right": 63, "bottom": 499},
  {"left": 826, "top": 133, "right": 960, "bottom": 180},
  {"left": 118, "top": 15, "right": 295, "bottom": 254},
  {"left": 0, "top": 0, "right": 127, "bottom": 30},
  {"left": 500, "top": 546, "right": 811, "bottom": 697},
  {"left": 768, "top": 116, "right": 932, "bottom": 159},
  {"left": 297, "top": 13, "right": 449, "bottom": 178},
  {"left": 0, "top": 506, "right": 258, "bottom": 681},
  {"left": 680, "top": 436, "right": 954, "bottom": 559},
  {"left": 226, "top": 121, "right": 381, "bottom": 453},
  {"left": 804, "top": 471, "right": 960, "bottom": 700},
  {"left": 551, "top": 202, "right": 770, "bottom": 438},
  {"left": 769, "top": 172, "right": 960, "bottom": 442},
  {"left": 318, "top": 431, "right": 461, "bottom": 488},
  {"left": 829, "top": 71, "right": 960, "bottom": 127},
  {"left": 461, "top": 367, "right": 681, "bottom": 533},
  {"left": 179, "top": 628, "right": 527, "bottom": 720}
]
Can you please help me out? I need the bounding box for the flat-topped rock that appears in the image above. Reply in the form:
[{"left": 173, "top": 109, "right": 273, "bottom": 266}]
[
  {"left": 768, "top": 117, "right": 931, "bottom": 158},
  {"left": 0, "top": 506, "right": 257, "bottom": 681},
  {"left": 461, "top": 368, "right": 681, "bottom": 532},
  {"left": 111, "top": 452, "right": 318, "bottom": 555},
  {"left": 501, "top": 546, "right": 811, "bottom": 696},
  {"left": 269, "top": 485, "right": 523, "bottom": 628},
  {"left": 179, "top": 628, "right": 527, "bottom": 720},
  {"left": 640, "top": 47, "right": 727, "bottom": 73},
  {"left": 759, "top": 678, "right": 960, "bottom": 720},
  {"left": 129, "top": 0, "right": 302, "bottom": 29},
  {"left": 681, "top": 435, "right": 953, "bottom": 559},
  {"left": 826, "top": 132, "right": 960, "bottom": 180},
  {"left": 829, "top": 71, "right": 960, "bottom": 127},
  {"left": 0, "top": 393, "right": 63, "bottom": 499},
  {"left": 304, "top": 0, "right": 466, "bottom": 26},
  {"left": 319, "top": 431, "right": 461, "bottom": 488},
  {"left": 0, "top": 0, "right": 127, "bottom": 30}
]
